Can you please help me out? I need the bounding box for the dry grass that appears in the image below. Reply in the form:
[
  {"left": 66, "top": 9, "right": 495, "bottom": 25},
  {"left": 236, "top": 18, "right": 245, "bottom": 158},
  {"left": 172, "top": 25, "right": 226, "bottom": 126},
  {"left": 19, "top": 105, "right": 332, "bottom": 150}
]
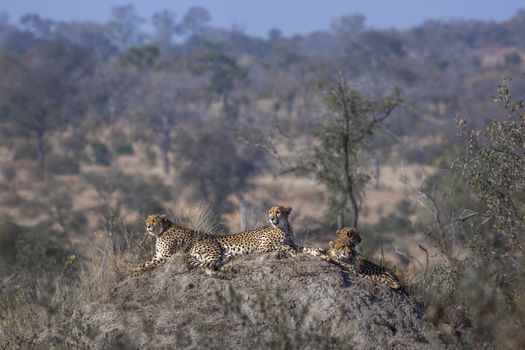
[
  {"left": 0, "top": 223, "right": 431, "bottom": 349},
  {"left": 0, "top": 231, "right": 138, "bottom": 348},
  {"left": 167, "top": 202, "right": 222, "bottom": 234}
]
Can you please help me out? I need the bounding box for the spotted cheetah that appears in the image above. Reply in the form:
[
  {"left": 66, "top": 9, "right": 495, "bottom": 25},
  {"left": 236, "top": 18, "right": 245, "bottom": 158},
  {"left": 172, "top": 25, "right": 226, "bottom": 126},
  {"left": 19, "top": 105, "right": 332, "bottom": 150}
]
[
  {"left": 187, "top": 206, "right": 299, "bottom": 276},
  {"left": 133, "top": 214, "right": 210, "bottom": 274},
  {"left": 308, "top": 227, "right": 402, "bottom": 289},
  {"left": 327, "top": 227, "right": 362, "bottom": 259}
]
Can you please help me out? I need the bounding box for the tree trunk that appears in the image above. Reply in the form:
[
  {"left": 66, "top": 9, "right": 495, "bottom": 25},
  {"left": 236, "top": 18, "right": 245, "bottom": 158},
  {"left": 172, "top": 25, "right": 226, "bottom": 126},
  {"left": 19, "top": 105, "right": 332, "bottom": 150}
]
[
  {"left": 348, "top": 184, "right": 359, "bottom": 228},
  {"left": 159, "top": 115, "right": 171, "bottom": 174},
  {"left": 36, "top": 129, "right": 45, "bottom": 181},
  {"left": 161, "top": 137, "right": 170, "bottom": 174},
  {"left": 340, "top": 80, "right": 359, "bottom": 228},
  {"left": 337, "top": 207, "right": 344, "bottom": 228}
]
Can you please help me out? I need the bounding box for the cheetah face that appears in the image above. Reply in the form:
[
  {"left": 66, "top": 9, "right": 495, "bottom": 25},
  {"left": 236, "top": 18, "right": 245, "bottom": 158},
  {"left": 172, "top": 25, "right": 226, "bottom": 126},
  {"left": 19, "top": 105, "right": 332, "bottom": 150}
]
[
  {"left": 334, "top": 246, "right": 353, "bottom": 259},
  {"left": 146, "top": 214, "right": 168, "bottom": 237},
  {"left": 268, "top": 206, "right": 292, "bottom": 228},
  {"left": 332, "top": 241, "right": 360, "bottom": 260}
]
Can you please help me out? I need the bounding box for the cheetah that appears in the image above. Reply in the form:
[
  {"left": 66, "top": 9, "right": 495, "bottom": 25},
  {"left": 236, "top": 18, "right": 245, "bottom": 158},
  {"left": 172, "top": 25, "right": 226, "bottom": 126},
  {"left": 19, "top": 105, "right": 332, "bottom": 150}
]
[
  {"left": 327, "top": 227, "right": 363, "bottom": 259},
  {"left": 187, "top": 206, "right": 300, "bottom": 276},
  {"left": 133, "top": 214, "right": 210, "bottom": 274},
  {"left": 308, "top": 227, "right": 402, "bottom": 289}
]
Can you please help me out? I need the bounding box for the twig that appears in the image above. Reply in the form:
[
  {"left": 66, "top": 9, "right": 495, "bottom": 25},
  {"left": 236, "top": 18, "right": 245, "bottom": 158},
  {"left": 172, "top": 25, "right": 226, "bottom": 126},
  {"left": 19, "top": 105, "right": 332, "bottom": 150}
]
[{"left": 453, "top": 210, "right": 481, "bottom": 222}]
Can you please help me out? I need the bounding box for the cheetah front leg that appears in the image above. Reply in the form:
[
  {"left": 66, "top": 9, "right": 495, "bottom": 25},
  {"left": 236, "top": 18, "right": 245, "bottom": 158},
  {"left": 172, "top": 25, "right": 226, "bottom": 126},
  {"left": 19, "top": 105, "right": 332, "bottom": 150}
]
[
  {"left": 132, "top": 254, "right": 168, "bottom": 276},
  {"left": 277, "top": 243, "right": 300, "bottom": 258},
  {"left": 327, "top": 257, "right": 359, "bottom": 275},
  {"left": 304, "top": 250, "right": 361, "bottom": 276},
  {"left": 290, "top": 242, "right": 329, "bottom": 258},
  {"left": 301, "top": 246, "right": 327, "bottom": 257}
]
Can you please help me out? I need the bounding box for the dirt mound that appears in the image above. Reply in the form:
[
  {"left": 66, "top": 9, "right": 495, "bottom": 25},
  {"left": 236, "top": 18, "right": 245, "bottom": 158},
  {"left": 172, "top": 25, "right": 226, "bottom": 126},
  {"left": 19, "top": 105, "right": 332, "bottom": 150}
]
[{"left": 66, "top": 252, "right": 433, "bottom": 349}]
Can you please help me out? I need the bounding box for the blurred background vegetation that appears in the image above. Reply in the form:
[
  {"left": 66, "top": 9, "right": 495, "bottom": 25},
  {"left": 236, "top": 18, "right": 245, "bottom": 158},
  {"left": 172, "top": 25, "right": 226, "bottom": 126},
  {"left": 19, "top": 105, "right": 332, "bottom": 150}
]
[{"left": 0, "top": 4, "right": 525, "bottom": 348}]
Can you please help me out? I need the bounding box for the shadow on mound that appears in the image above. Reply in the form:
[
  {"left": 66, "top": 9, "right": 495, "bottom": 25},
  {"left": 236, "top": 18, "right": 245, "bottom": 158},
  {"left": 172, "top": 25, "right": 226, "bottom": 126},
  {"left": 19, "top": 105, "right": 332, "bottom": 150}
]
[{"left": 68, "top": 252, "right": 434, "bottom": 349}]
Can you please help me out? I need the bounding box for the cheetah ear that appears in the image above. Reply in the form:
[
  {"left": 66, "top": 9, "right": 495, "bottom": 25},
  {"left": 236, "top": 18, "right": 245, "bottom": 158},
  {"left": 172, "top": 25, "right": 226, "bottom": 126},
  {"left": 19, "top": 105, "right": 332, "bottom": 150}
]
[
  {"left": 160, "top": 214, "right": 167, "bottom": 221},
  {"left": 285, "top": 207, "right": 292, "bottom": 215}
]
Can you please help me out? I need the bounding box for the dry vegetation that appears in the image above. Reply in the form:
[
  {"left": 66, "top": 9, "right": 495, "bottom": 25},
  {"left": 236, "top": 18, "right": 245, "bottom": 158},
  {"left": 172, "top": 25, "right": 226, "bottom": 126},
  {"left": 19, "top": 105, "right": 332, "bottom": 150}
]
[
  {"left": 0, "top": 208, "right": 435, "bottom": 349},
  {"left": 1, "top": 6, "right": 525, "bottom": 349}
]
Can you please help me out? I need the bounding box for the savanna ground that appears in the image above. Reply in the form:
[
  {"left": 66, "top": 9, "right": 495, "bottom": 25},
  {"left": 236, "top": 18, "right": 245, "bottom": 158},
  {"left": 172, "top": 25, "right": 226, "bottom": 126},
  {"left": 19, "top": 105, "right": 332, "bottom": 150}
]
[{"left": 1, "top": 6, "right": 525, "bottom": 349}]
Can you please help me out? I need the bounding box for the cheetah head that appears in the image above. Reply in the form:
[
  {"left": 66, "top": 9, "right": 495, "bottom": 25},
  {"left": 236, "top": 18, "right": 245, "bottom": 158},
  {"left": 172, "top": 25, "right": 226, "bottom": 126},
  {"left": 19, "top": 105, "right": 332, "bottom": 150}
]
[
  {"left": 332, "top": 242, "right": 355, "bottom": 259},
  {"left": 330, "top": 227, "right": 362, "bottom": 258},
  {"left": 268, "top": 206, "right": 292, "bottom": 228},
  {"left": 145, "top": 214, "right": 171, "bottom": 237},
  {"left": 336, "top": 227, "right": 362, "bottom": 246}
]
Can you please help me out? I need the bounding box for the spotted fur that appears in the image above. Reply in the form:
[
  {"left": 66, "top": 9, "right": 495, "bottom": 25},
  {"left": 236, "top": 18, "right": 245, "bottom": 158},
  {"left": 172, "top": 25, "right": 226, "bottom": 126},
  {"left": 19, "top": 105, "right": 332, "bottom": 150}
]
[
  {"left": 187, "top": 206, "right": 299, "bottom": 276},
  {"left": 306, "top": 227, "right": 402, "bottom": 289},
  {"left": 133, "top": 214, "right": 210, "bottom": 274}
]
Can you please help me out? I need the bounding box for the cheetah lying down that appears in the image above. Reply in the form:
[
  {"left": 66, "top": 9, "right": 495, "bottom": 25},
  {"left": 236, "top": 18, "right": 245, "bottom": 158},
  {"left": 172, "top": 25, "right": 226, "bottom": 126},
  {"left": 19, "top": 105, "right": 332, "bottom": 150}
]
[
  {"left": 186, "top": 206, "right": 300, "bottom": 276},
  {"left": 134, "top": 210, "right": 402, "bottom": 289},
  {"left": 305, "top": 227, "right": 402, "bottom": 289},
  {"left": 134, "top": 206, "right": 304, "bottom": 277},
  {"left": 133, "top": 214, "right": 210, "bottom": 275}
]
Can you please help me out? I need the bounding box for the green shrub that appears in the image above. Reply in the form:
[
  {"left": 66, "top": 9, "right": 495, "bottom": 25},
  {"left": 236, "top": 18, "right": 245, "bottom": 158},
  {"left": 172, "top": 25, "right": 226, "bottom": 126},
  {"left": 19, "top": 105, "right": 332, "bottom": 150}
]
[
  {"left": 45, "top": 154, "right": 80, "bottom": 175},
  {"left": 111, "top": 133, "right": 134, "bottom": 156},
  {"left": 113, "top": 142, "right": 134, "bottom": 156},
  {"left": 0, "top": 218, "right": 22, "bottom": 266},
  {"left": 91, "top": 141, "right": 112, "bottom": 166},
  {"left": 411, "top": 78, "right": 525, "bottom": 348}
]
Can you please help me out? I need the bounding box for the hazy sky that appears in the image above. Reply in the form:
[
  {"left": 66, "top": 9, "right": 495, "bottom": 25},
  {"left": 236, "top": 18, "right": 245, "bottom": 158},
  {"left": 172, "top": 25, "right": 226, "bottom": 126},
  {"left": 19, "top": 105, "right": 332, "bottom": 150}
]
[{"left": 2, "top": 0, "right": 525, "bottom": 37}]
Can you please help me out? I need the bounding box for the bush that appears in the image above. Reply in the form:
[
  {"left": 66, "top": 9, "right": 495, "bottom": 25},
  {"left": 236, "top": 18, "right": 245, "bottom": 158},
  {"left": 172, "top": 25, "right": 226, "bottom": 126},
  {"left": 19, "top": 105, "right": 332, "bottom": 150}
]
[
  {"left": 0, "top": 218, "right": 22, "bottom": 266},
  {"left": 113, "top": 142, "right": 134, "bottom": 156},
  {"left": 111, "top": 133, "right": 134, "bottom": 156},
  {"left": 45, "top": 154, "right": 80, "bottom": 175},
  {"left": 91, "top": 141, "right": 112, "bottom": 166},
  {"left": 410, "top": 78, "right": 525, "bottom": 348}
]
